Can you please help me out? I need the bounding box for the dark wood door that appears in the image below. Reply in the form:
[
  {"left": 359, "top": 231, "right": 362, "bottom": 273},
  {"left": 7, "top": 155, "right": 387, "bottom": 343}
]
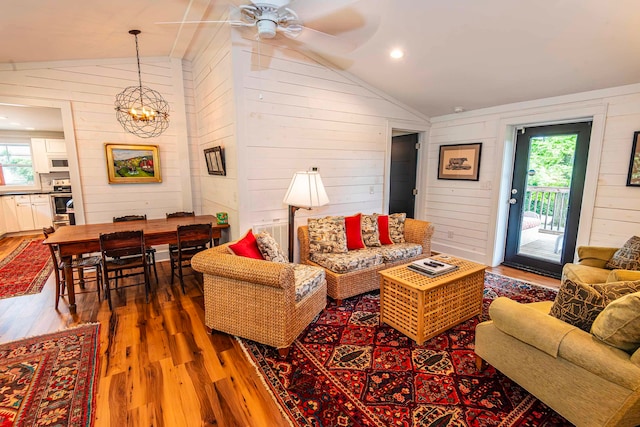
[
  {"left": 503, "top": 122, "right": 591, "bottom": 278},
  {"left": 390, "top": 134, "right": 418, "bottom": 218}
]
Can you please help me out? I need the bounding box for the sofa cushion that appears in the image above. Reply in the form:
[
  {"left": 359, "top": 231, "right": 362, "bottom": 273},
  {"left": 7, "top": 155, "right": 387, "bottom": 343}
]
[
  {"left": 293, "top": 264, "right": 325, "bottom": 303},
  {"left": 228, "top": 230, "right": 264, "bottom": 259},
  {"left": 591, "top": 291, "right": 640, "bottom": 353},
  {"left": 345, "top": 213, "right": 365, "bottom": 250},
  {"left": 308, "top": 216, "right": 348, "bottom": 254},
  {"left": 376, "top": 243, "right": 423, "bottom": 262},
  {"left": 550, "top": 279, "right": 640, "bottom": 332},
  {"left": 361, "top": 214, "right": 381, "bottom": 247},
  {"left": 376, "top": 215, "right": 394, "bottom": 245},
  {"left": 311, "top": 248, "right": 383, "bottom": 274},
  {"left": 255, "top": 231, "right": 287, "bottom": 263},
  {"left": 389, "top": 213, "right": 406, "bottom": 243},
  {"left": 607, "top": 269, "right": 640, "bottom": 282},
  {"left": 562, "top": 263, "right": 610, "bottom": 284},
  {"left": 606, "top": 236, "right": 640, "bottom": 270}
]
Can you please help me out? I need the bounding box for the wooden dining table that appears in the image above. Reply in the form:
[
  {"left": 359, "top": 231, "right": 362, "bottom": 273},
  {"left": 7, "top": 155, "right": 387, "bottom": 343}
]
[{"left": 43, "top": 215, "right": 229, "bottom": 314}]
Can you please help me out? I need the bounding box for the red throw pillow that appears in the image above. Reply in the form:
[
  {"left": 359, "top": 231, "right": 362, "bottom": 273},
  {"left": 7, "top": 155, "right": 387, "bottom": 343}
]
[
  {"left": 345, "top": 213, "right": 365, "bottom": 250},
  {"left": 377, "top": 215, "right": 394, "bottom": 245},
  {"left": 228, "top": 230, "right": 264, "bottom": 259}
]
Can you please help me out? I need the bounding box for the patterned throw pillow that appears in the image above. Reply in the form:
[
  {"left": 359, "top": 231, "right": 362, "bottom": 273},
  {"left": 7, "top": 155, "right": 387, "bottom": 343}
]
[
  {"left": 549, "top": 279, "right": 606, "bottom": 332},
  {"left": 255, "top": 231, "right": 288, "bottom": 263},
  {"left": 361, "top": 214, "right": 381, "bottom": 247},
  {"left": 591, "top": 291, "right": 640, "bottom": 352},
  {"left": 606, "top": 236, "right": 640, "bottom": 270},
  {"left": 550, "top": 279, "right": 640, "bottom": 332},
  {"left": 307, "top": 216, "right": 348, "bottom": 254},
  {"left": 389, "top": 213, "right": 406, "bottom": 243}
]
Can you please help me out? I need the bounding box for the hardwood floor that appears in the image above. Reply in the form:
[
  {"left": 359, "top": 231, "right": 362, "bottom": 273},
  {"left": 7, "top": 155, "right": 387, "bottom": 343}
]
[{"left": 0, "top": 235, "right": 560, "bottom": 426}]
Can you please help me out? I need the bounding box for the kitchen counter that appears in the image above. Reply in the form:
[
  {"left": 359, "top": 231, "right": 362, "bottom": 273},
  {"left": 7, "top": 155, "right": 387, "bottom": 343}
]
[{"left": 1, "top": 190, "right": 56, "bottom": 195}]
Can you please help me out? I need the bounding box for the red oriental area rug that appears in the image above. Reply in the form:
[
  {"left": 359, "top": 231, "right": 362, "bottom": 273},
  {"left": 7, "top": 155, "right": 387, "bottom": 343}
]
[
  {"left": 0, "top": 324, "right": 100, "bottom": 427},
  {"left": 239, "top": 272, "right": 572, "bottom": 426},
  {"left": 0, "top": 239, "right": 52, "bottom": 300}
]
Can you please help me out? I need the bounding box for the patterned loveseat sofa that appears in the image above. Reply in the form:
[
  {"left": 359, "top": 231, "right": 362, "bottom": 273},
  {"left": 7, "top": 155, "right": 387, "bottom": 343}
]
[{"left": 298, "top": 213, "right": 434, "bottom": 304}]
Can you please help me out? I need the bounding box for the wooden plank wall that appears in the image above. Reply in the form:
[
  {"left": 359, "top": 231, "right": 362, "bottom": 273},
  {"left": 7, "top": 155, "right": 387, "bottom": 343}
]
[
  {"left": 0, "top": 58, "right": 194, "bottom": 224},
  {"left": 229, "top": 33, "right": 428, "bottom": 246},
  {"left": 427, "top": 88, "right": 640, "bottom": 264},
  {"left": 189, "top": 18, "right": 240, "bottom": 239}
]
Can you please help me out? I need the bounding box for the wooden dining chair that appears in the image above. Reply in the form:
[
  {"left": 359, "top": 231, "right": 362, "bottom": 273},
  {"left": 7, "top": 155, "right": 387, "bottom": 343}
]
[
  {"left": 99, "top": 230, "right": 150, "bottom": 310},
  {"left": 113, "top": 214, "right": 158, "bottom": 282},
  {"left": 169, "top": 223, "right": 213, "bottom": 293},
  {"left": 166, "top": 211, "right": 195, "bottom": 252},
  {"left": 43, "top": 226, "right": 103, "bottom": 310}
]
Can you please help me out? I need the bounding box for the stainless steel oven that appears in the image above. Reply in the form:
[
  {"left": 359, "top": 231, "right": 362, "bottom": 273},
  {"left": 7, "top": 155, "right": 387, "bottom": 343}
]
[{"left": 50, "top": 178, "right": 72, "bottom": 228}]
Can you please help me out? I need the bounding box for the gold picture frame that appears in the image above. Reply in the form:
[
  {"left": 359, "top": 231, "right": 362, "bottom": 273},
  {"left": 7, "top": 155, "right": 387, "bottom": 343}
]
[{"left": 105, "top": 143, "right": 161, "bottom": 184}]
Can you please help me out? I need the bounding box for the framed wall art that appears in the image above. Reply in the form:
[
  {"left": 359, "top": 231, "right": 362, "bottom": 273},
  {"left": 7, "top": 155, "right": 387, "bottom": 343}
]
[
  {"left": 105, "top": 143, "right": 161, "bottom": 184},
  {"left": 204, "top": 146, "right": 226, "bottom": 176},
  {"left": 438, "top": 142, "right": 482, "bottom": 181},
  {"left": 627, "top": 131, "right": 640, "bottom": 187}
]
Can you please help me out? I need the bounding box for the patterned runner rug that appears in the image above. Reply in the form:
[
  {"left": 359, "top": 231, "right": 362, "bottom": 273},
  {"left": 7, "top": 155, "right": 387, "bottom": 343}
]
[
  {"left": 0, "top": 324, "right": 100, "bottom": 427},
  {"left": 0, "top": 239, "right": 52, "bottom": 300},
  {"left": 239, "top": 271, "right": 573, "bottom": 426}
]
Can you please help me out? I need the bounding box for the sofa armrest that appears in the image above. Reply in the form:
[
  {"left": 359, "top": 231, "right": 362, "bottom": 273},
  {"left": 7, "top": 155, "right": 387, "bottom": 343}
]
[
  {"left": 404, "top": 218, "right": 434, "bottom": 254},
  {"left": 608, "top": 269, "right": 640, "bottom": 282},
  {"left": 577, "top": 246, "right": 618, "bottom": 268},
  {"left": 488, "top": 297, "right": 575, "bottom": 357},
  {"left": 192, "top": 246, "right": 295, "bottom": 289},
  {"left": 298, "top": 225, "right": 311, "bottom": 264}
]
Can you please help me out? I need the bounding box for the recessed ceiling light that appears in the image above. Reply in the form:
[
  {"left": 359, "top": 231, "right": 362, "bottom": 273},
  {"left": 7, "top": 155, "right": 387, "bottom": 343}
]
[
  {"left": 25, "top": 127, "right": 35, "bottom": 131},
  {"left": 453, "top": 106, "right": 465, "bottom": 113},
  {"left": 0, "top": 116, "right": 7, "bottom": 120},
  {"left": 390, "top": 49, "right": 404, "bottom": 59},
  {"left": 9, "top": 122, "right": 20, "bottom": 126}
]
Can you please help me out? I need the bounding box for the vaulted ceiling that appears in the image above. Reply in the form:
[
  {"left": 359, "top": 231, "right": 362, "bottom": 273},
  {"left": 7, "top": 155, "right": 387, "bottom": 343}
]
[{"left": 2, "top": 0, "right": 640, "bottom": 118}]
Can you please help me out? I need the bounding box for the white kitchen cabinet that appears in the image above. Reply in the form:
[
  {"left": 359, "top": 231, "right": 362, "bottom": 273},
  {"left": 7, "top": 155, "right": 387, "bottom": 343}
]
[
  {"left": 31, "top": 138, "right": 67, "bottom": 173},
  {"left": 31, "top": 194, "right": 52, "bottom": 229},
  {"left": 5, "top": 194, "right": 52, "bottom": 232},
  {"left": 45, "top": 139, "right": 67, "bottom": 153},
  {"left": 2, "top": 196, "right": 20, "bottom": 231},
  {"left": 15, "top": 195, "right": 35, "bottom": 231},
  {"left": 31, "top": 138, "right": 49, "bottom": 173},
  {"left": 0, "top": 204, "right": 6, "bottom": 236}
]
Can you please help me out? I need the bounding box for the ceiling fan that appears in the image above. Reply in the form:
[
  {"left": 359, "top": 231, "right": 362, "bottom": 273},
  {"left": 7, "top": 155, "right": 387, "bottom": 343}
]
[{"left": 158, "top": 0, "right": 369, "bottom": 54}]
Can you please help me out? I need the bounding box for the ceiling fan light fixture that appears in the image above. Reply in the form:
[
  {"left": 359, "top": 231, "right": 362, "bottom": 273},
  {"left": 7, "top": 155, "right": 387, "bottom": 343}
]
[
  {"left": 114, "top": 30, "right": 170, "bottom": 138},
  {"left": 257, "top": 19, "right": 277, "bottom": 38}
]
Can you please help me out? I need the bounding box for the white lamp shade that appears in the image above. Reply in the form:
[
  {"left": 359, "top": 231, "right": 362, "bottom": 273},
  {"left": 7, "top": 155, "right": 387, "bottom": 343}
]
[{"left": 283, "top": 171, "right": 329, "bottom": 208}]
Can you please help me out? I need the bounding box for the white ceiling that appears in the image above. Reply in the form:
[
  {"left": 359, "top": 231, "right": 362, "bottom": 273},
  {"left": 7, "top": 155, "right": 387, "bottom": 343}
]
[{"left": 2, "top": 0, "right": 640, "bottom": 119}]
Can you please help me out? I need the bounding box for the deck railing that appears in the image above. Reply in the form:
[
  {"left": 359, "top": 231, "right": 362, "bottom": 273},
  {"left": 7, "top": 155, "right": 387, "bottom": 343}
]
[{"left": 524, "top": 186, "right": 569, "bottom": 233}]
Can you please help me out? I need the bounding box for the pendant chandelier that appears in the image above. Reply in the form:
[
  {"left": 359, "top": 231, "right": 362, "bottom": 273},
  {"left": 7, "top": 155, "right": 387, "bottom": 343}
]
[{"left": 114, "top": 30, "right": 170, "bottom": 138}]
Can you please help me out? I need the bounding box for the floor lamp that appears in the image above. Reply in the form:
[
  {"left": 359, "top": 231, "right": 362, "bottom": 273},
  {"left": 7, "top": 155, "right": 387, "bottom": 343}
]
[{"left": 283, "top": 168, "right": 329, "bottom": 262}]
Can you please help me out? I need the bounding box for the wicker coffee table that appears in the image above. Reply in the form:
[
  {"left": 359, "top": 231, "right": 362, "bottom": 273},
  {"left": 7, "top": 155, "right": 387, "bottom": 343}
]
[{"left": 379, "top": 255, "right": 486, "bottom": 345}]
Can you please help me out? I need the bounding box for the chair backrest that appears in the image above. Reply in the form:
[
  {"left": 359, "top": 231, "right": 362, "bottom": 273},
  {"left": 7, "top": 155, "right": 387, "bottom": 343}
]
[
  {"left": 113, "top": 214, "right": 147, "bottom": 223},
  {"left": 166, "top": 211, "right": 195, "bottom": 218},
  {"left": 42, "top": 226, "right": 61, "bottom": 273},
  {"left": 99, "top": 230, "right": 146, "bottom": 258},
  {"left": 177, "top": 223, "right": 213, "bottom": 250}
]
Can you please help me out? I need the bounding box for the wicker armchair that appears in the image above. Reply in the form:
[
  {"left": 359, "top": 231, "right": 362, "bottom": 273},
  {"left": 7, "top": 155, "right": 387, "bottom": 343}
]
[
  {"left": 191, "top": 244, "right": 327, "bottom": 357},
  {"left": 298, "top": 217, "right": 434, "bottom": 303}
]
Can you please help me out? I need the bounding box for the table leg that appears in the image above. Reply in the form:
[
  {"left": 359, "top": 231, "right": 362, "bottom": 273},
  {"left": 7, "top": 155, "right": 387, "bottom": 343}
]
[{"left": 62, "top": 255, "right": 76, "bottom": 314}]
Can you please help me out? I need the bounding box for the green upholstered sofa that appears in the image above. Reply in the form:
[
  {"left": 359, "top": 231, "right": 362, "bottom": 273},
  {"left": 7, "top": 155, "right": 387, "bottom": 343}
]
[
  {"left": 475, "top": 297, "right": 640, "bottom": 427},
  {"left": 562, "top": 245, "right": 640, "bottom": 284}
]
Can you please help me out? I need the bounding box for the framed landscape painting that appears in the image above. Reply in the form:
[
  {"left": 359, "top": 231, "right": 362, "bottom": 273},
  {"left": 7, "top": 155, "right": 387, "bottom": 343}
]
[
  {"left": 105, "top": 143, "right": 161, "bottom": 184},
  {"left": 627, "top": 131, "right": 640, "bottom": 187},
  {"left": 438, "top": 142, "right": 482, "bottom": 181}
]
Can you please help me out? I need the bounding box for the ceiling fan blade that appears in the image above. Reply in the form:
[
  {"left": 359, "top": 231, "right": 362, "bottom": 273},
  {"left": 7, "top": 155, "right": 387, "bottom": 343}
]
[
  {"left": 282, "top": 25, "right": 357, "bottom": 54},
  {"left": 155, "top": 20, "right": 253, "bottom": 27},
  {"left": 287, "top": 0, "right": 358, "bottom": 23}
]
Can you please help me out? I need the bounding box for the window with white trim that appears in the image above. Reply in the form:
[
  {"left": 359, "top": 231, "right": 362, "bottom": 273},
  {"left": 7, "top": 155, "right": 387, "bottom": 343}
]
[{"left": 0, "top": 142, "right": 35, "bottom": 186}]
